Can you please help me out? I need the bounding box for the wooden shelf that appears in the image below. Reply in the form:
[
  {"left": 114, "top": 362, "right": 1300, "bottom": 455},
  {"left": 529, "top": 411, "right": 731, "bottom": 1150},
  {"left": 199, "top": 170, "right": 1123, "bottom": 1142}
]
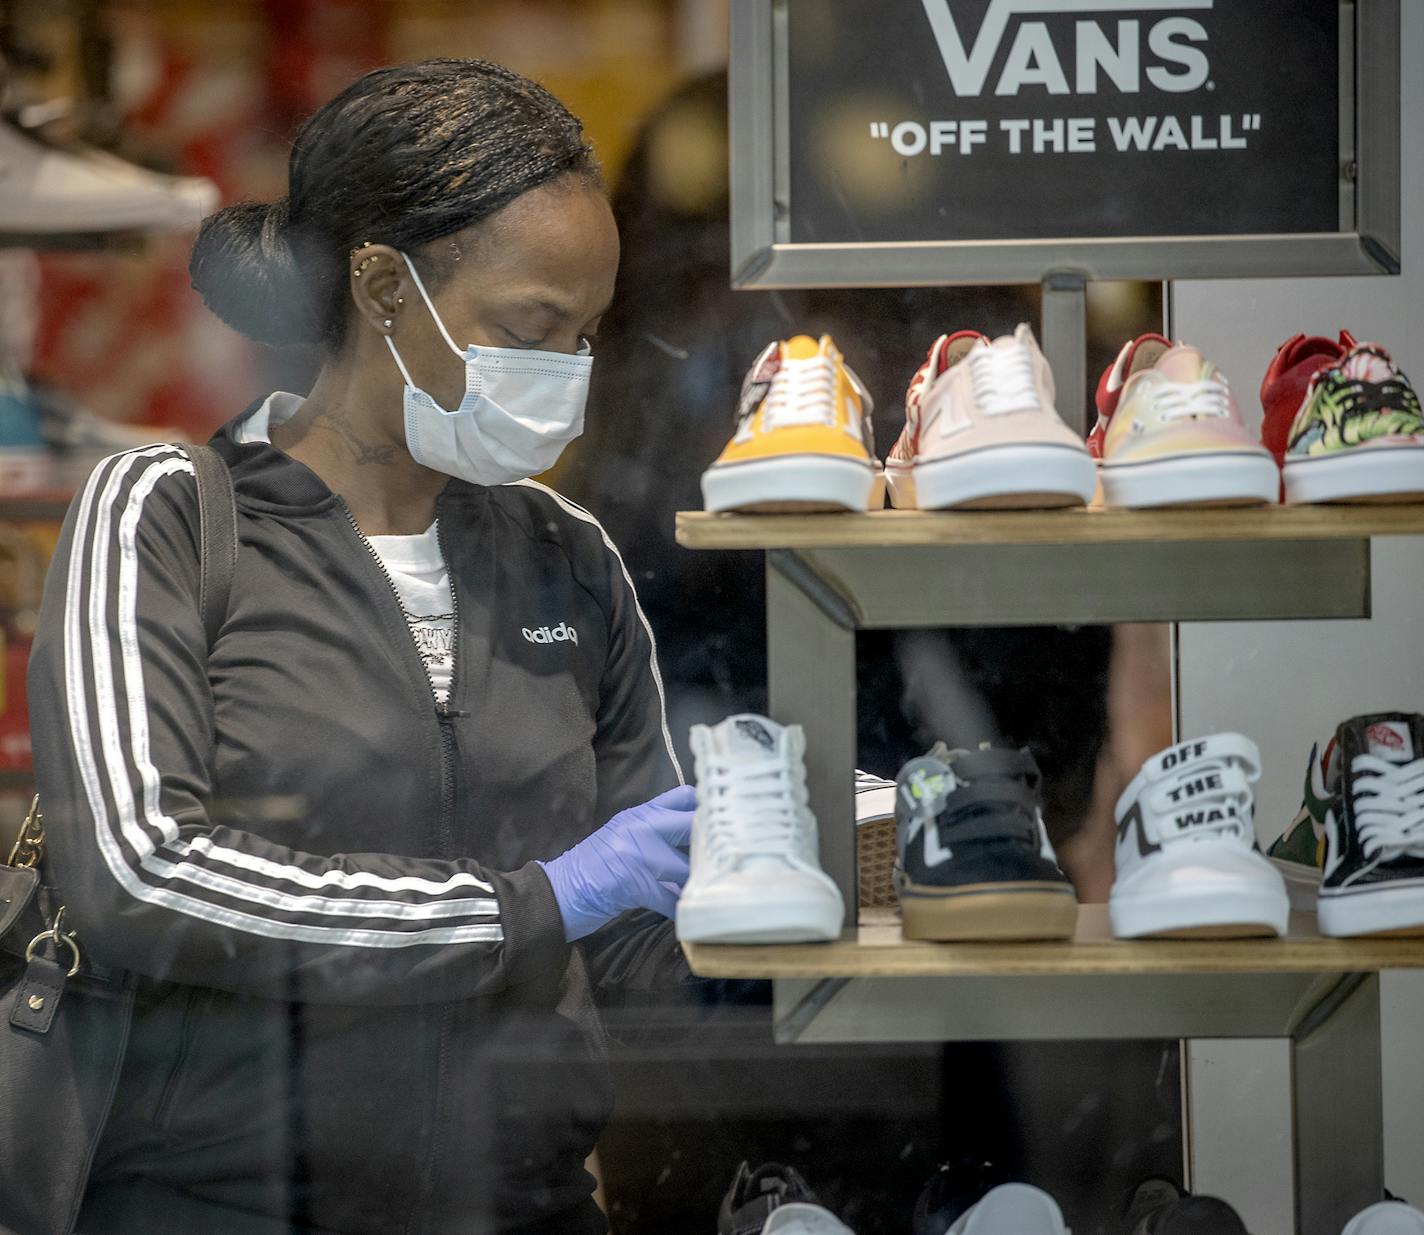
[
  {"left": 676, "top": 503, "right": 1424, "bottom": 550},
  {"left": 0, "top": 493, "right": 74, "bottom": 522},
  {"left": 682, "top": 906, "right": 1424, "bottom": 979}
]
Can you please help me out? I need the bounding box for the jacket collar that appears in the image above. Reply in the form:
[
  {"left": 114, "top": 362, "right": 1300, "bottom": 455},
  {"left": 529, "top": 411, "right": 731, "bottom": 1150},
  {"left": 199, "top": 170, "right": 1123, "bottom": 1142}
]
[{"left": 208, "top": 399, "right": 486, "bottom": 515}]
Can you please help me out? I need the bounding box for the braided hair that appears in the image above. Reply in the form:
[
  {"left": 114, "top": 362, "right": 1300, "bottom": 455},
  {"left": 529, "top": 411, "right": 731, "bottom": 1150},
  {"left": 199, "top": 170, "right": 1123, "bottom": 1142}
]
[{"left": 189, "top": 59, "right": 599, "bottom": 348}]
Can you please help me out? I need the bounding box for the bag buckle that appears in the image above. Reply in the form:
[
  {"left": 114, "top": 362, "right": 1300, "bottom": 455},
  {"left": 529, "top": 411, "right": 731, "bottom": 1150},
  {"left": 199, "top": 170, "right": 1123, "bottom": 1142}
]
[
  {"left": 7, "top": 796, "right": 45, "bottom": 869},
  {"left": 25, "top": 904, "right": 81, "bottom": 979}
]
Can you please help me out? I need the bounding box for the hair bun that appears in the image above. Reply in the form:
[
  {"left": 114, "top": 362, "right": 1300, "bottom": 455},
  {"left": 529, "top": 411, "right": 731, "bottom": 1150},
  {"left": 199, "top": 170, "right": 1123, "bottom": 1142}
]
[{"left": 188, "top": 200, "right": 324, "bottom": 347}]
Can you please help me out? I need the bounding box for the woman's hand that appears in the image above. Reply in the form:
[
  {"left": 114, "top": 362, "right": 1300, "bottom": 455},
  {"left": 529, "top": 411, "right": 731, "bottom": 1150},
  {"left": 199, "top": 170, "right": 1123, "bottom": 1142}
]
[{"left": 538, "top": 786, "right": 696, "bottom": 941}]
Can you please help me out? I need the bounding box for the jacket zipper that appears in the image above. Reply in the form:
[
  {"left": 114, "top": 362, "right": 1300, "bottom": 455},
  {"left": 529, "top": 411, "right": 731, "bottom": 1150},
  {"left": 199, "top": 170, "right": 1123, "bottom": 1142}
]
[
  {"left": 336, "top": 499, "right": 457, "bottom": 711},
  {"left": 426, "top": 509, "right": 460, "bottom": 1232},
  {"left": 337, "top": 497, "right": 460, "bottom": 1232}
]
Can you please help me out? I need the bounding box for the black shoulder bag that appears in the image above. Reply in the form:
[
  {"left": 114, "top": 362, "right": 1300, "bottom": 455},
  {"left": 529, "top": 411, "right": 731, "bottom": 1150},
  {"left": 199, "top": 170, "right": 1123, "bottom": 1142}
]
[{"left": 0, "top": 444, "right": 236, "bottom": 1235}]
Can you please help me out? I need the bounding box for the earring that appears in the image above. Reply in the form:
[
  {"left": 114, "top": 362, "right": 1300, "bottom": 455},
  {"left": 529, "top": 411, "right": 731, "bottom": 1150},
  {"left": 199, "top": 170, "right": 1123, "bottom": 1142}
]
[{"left": 383, "top": 318, "right": 393, "bottom": 329}]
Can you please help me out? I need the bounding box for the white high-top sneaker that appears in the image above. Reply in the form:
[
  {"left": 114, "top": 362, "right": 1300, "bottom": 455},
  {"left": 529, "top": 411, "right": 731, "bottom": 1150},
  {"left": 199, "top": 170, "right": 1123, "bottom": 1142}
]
[
  {"left": 1110, "top": 734, "right": 1290, "bottom": 939},
  {"left": 676, "top": 714, "right": 844, "bottom": 944}
]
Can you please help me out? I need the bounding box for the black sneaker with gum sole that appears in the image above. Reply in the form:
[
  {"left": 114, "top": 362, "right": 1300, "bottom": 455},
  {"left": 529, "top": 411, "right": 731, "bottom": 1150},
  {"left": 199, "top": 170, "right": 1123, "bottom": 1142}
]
[{"left": 894, "top": 744, "right": 1077, "bottom": 942}]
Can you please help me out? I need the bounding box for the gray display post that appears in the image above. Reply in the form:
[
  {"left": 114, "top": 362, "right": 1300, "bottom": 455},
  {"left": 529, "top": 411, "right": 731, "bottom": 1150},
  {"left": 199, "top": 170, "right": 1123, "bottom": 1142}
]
[{"left": 704, "top": 2, "right": 1407, "bottom": 1230}]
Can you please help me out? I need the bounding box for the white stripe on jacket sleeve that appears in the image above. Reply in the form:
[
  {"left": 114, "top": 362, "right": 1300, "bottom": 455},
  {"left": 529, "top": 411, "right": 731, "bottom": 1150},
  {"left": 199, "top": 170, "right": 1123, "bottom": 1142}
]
[{"left": 63, "top": 447, "right": 503, "bottom": 948}]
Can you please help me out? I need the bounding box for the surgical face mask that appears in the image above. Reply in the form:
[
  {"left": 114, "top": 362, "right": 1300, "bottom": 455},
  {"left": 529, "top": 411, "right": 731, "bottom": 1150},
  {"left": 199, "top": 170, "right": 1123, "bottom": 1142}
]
[{"left": 383, "top": 252, "right": 592, "bottom": 486}]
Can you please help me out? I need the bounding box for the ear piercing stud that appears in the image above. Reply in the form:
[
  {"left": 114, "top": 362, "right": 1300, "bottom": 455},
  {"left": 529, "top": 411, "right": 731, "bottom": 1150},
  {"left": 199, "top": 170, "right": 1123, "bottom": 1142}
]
[
  {"left": 383, "top": 319, "right": 393, "bottom": 329},
  {"left": 350, "top": 240, "right": 379, "bottom": 277}
]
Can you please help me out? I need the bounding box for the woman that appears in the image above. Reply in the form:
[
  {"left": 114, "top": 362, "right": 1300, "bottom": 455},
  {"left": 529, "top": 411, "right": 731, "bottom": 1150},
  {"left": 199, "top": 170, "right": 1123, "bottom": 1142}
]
[{"left": 29, "top": 59, "right": 693, "bottom": 1235}]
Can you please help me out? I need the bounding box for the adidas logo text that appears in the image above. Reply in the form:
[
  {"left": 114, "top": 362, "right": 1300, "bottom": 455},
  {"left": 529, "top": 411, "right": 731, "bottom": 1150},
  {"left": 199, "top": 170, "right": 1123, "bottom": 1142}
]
[{"left": 523, "top": 623, "right": 579, "bottom": 647}]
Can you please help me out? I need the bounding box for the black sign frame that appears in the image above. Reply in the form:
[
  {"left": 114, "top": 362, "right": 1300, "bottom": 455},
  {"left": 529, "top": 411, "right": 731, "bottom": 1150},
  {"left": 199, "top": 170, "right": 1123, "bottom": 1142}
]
[{"left": 729, "top": 0, "right": 1400, "bottom": 289}]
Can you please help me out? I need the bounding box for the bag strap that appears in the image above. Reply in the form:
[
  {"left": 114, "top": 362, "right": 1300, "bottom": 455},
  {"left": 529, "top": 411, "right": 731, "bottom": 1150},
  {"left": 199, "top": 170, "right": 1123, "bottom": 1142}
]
[{"left": 186, "top": 443, "right": 238, "bottom": 650}]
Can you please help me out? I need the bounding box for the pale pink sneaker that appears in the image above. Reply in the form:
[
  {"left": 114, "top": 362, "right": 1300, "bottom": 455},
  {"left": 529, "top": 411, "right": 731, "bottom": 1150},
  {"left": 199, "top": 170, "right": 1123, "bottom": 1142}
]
[
  {"left": 887, "top": 324, "right": 1097, "bottom": 510},
  {"left": 1099, "top": 344, "right": 1278, "bottom": 508}
]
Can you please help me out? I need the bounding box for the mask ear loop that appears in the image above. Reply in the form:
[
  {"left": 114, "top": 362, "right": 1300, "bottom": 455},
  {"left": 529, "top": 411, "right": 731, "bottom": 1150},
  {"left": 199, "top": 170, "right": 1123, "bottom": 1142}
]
[
  {"left": 398, "top": 251, "right": 464, "bottom": 359},
  {"left": 384, "top": 334, "right": 418, "bottom": 387}
]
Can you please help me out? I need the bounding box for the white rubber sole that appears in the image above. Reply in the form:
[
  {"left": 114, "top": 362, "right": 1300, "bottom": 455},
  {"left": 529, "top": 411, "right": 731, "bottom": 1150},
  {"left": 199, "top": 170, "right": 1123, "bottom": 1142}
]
[
  {"left": 949, "top": 1185, "right": 1067, "bottom": 1235},
  {"left": 675, "top": 891, "right": 844, "bottom": 944},
  {"left": 1317, "top": 880, "right": 1424, "bottom": 937},
  {"left": 1099, "top": 451, "right": 1278, "bottom": 509},
  {"left": 1342, "top": 1201, "right": 1424, "bottom": 1235},
  {"left": 854, "top": 782, "right": 896, "bottom": 825},
  {"left": 1110, "top": 881, "right": 1290, "bottom": 939},
  {"left": 887, "top": 444, "right": 1096, "bottom": 510},
  {"left": 1270, "top": 856, "right": 1322, "bottom": 912},
  {"left": 701, "top": 454, "right": 876, "bottom": 513},
  {"left": 1284, "top": 443, "right": 1424, "bottom": 504},
  {"left": 0, "top": 448, "right": 52, "bottom": 491}
]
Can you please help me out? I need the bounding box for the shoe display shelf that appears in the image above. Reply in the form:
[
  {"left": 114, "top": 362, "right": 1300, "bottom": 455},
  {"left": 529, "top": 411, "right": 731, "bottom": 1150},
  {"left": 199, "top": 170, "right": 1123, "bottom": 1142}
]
[
  {"left": 0, "top": 492, "right": 75, "bottom": 523},
  {"left": 0, "top": 230, "right": 153, "bottom": 253},
  {"left": 676, "top": 502, "right": 1424, "bottom": 1235}
]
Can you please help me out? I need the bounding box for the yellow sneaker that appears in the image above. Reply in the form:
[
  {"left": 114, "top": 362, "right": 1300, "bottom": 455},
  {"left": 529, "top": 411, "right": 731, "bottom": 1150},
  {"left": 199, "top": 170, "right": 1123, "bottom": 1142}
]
[{"left": 701, "top": 334, "right": 882, "bottom": 512}]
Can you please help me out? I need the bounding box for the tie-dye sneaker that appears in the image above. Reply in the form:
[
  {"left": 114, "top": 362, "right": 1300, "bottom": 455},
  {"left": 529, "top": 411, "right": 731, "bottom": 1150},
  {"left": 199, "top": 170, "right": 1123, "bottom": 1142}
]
[
  {"left": 1096, "top": 341, "right": 1278, "bottom": 508},
  {"left": 1282, "top": 342, "right": 1424, "bottom": 504},
  {"left": 1267, "top": 736, "right": 1341, "bottom": 910}
]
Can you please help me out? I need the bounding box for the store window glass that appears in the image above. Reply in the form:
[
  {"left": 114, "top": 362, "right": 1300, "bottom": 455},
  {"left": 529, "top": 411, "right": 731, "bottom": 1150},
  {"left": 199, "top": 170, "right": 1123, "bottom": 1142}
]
[{"left": 9, "top": 4, "right": 1414, "bottom": 1235}]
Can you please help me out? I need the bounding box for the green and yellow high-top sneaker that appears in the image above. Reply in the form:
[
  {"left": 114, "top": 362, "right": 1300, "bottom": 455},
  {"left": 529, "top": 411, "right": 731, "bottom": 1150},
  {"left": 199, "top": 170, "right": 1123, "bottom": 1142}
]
[{"left": 1268, "top": 736, "right": 1341, "bottom": 909}]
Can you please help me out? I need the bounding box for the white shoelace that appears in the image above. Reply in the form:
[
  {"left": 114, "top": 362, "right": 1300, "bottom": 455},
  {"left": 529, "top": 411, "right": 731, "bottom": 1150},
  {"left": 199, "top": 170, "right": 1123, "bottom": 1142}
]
[
  {"left": 699, "top": 757, "right": 803, "bottom": 869},
  {"left": 967, "top": 343, "right": 1039, "bottom": 416},
  {"left": 1155, "top": 377, "right": 1232, "bottom": 421},
  {"left": 1346, "top": 754, "right": 1424, "bottom": 881},
  {"left": 762, "top": 356, "right": 838, "bottom": 431}
]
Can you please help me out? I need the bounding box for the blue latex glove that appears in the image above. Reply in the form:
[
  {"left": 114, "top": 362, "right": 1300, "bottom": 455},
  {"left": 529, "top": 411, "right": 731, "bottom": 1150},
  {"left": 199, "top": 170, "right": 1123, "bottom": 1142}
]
[{"left": 539, "top": 785, "right": 697, "bottom": 942}]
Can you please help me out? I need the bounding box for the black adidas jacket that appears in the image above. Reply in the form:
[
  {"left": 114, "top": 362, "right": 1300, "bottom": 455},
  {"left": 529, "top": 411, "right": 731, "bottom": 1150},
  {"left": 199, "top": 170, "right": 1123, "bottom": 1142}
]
[{"left": 27, "top": 411, "right": 684, "bottom": 1234}]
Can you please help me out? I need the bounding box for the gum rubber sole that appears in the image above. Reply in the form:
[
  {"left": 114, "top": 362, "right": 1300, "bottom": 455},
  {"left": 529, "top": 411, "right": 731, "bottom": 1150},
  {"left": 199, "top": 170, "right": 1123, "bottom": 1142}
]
[
  {"left": 898, "top": 880, "right": 1078, "bottom": 941},
  {"left": 954, "top": 491, "right": 1083, "bottom": 510},
  {"left": 730, "top": 499, "right": 856, "bottom": 513},
  {"left": 1143, "top": 922, "right": 1280, "bottom": 940}
]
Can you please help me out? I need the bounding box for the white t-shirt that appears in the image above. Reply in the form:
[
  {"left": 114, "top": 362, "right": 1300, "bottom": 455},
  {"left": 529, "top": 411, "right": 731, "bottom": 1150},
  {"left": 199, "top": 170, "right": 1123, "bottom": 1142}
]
[{"left": 237, "top": 393, "right": 455, "bottom": 705}]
